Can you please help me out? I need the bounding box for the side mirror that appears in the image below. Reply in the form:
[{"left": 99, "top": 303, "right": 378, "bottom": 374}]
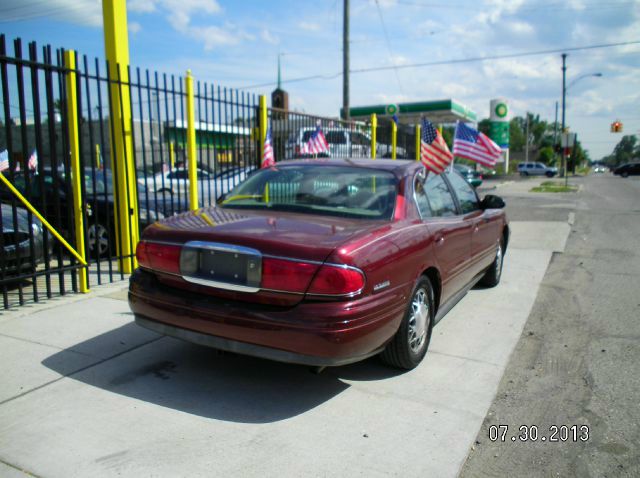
[{"left": 481, "top": 194, "right": 505, "bottom": 210}]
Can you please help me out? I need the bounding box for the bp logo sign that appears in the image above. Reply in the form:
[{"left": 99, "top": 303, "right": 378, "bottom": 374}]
[
  {"left": 494, "top": 102, "right": 508, "bottom": 118},
  {"left": 385, "top": 104, "right": 399, "bottom": 116}
]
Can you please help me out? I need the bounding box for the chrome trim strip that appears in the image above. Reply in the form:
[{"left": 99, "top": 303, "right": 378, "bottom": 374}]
[
  {"left": 182, "top": 240, "right": 261, "bottom": 257},
  {"left": 182, "top": 275, "right": 260, "bottom": 293},
  {"left": 142, "top": 240, "right": 366, "bottom": 297}
]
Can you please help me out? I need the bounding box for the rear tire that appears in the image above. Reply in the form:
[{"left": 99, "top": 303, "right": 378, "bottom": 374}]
[
  {"left": 520, "top": 171, "right": 529, "bottom": 177},
  {"left": 380, "top": 276, "right": 434, "bottom": 370},
  {"left": 479, "top": 239, "right": 504, "bottom": 288}
]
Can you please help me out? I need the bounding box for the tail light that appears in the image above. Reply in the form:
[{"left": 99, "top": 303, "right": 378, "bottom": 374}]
[
  {"left": 261, "top": 257, "right": 318, "bottom": 293},
  {"left": 307, "top": 264, "right": 365, "bottom": 297},
  {"left": 479, "top": 174, "right": 483, "bottom": 180},
  {"left": 136, "top": 240, "right": 181, "bottom": 275}
]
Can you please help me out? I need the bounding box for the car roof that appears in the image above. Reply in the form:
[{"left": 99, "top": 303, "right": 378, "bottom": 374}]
[{"left": 271, "top": 158, "right": 422, "bottom": 179}]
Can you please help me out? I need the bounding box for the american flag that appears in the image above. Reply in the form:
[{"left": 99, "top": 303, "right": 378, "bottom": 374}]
[
  {"left": 0, "top": 149, "right": 8, "bottom": 172},
  {"left": 301, "top": 124, "right": 329, "bottom": 155},
  {"left": 261, "top": 127, "right": 275, "bottom": 168},
  {"left": 452, "top": 121, "right": 502, "bottom": 168},
  {"left": 28, "top": 149, "right": 38, "bottom": 171},
  {"left": 420, "top": 117, "right": 453, "bottom": 174}
]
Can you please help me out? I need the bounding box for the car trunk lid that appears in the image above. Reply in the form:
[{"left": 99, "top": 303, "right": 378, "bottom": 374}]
[{"left": 140, "top": 206, "right": 383, "bottom": 305}]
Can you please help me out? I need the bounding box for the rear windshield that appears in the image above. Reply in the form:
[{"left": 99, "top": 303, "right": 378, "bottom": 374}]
[{"left": 220, "top": 165, "right": 397, "bottom": 220}]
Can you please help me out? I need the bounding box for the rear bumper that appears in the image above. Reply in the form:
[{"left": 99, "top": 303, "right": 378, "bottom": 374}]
[{"left": 128, "top": 269, "right": 408, "bottom": 366}]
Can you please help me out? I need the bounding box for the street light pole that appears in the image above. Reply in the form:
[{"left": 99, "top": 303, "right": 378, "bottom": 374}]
[
  {"left": 342, "top": 0, "right": 350, "bottom": 120},
  {"left": 561, "top": 53, "right": 567, "bottom": 179}
]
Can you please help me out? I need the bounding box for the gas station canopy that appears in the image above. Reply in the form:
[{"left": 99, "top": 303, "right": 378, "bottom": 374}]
[{"left": 345, "top": 99, "right": 477, "bottom": 125}]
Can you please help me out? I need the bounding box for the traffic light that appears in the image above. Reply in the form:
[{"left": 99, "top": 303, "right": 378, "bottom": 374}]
[{"left": 611, "top": 121, "right": 623, "bottom": 133}]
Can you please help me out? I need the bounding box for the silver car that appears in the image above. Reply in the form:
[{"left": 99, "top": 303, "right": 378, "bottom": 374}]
[{"left": 517, "top": 162, "right": 558, "bottom": 177}]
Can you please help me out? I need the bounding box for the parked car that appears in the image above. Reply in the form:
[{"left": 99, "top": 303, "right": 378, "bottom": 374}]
[
  {"left": 138, "top": 166, "right": 252, "bottom": 202},
  {"left": 0, "top": 203, "right": 45, "bottom": 278},
  {"left": 1, "top": 169, "right": 185, "bottom": 257},
  {"left": 517, "top": 162, "right": 558, "bottom": 177},
  {"left": 285, "top": 127, "right": 372, "bottom": 159},
  {"left": 613, "top": 162, "right": 640, "bottom": 177},
  {"left": 129, "top": 159, "right": 509, "bottom": 370},
  {"left": 454, "top": 164, "right": 483, "bottom": 188}
]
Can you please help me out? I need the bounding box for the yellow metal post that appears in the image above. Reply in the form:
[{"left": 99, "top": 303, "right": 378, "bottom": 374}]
[
  {"left": 185, "top": 70, "right": 198, "bottom": 211},
  {"left": 371, "top": 113, "right": 377, "bottom": 159},
  {"left": 169, "top": 141, "right": 175, "bottom": 169},
  {"left": 63, "top": 51, "right": 89, "bottom": 293},
  {"left": 415, "top": 123, "right": 421, "bottom": 161},
  {"left": 391, "top": 120, "right": 397, "bottom": 160},
  {"left": 102, "top": 0, "right": 138, "bottom": 272},
  {"left": 95, "top": 143, "right": 101, "bottom": 169},
  {"left": 259, "top": 95, "right": 268, "bottom": 162}
]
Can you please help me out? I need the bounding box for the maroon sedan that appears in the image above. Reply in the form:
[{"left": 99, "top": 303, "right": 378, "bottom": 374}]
[{"left": 129, "top": 159, "right": 509, "bottom": 369}]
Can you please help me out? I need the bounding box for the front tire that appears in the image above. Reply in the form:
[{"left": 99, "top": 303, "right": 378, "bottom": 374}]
[
  {"left": 381, "top": 276, "right": 434, "bottom": 370},
  {"left": 480, "top": 239, "right": 504, "bottom": 287},
  {"left": 621, "top": 171, "right": 629, "bottom": 178}
]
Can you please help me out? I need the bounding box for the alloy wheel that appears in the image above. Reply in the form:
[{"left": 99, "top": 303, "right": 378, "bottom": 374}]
[{"left": 408, "top": 287, "right": 429, "bottom": 353}]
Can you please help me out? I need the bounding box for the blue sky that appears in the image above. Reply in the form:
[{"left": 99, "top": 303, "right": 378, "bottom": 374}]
[{"left": 1, "top": 0, "right": 639, "bottom": 160}]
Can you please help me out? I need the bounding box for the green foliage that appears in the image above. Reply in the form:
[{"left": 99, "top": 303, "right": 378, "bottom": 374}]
[
  {"left": 537, "top": 146, "right": 555, "bottom": 165},
  {"left": 602, "top": 135, "right": 639, "bottom": 167}
]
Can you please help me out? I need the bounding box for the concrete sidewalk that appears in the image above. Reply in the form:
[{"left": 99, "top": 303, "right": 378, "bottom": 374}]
[{"left": 0, "top": 219, "right": 570, "bottom": 477}]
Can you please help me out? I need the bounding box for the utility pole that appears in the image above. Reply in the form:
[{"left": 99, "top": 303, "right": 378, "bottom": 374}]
[
  {"left": 561, "top": 53, "right": 567, "bottom": 178},
  {"left": 553, "top": 101, "right": 559, "bottom": 170},
  {"left": 525, "top": 112, "right": 530, "bottom": 163},
  {"left": 342, "top": 0, "right": 350, "bottom": 120}
]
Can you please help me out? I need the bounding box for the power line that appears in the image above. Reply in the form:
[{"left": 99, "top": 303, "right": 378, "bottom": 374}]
[
  {"left": 240, "top": 40, "right": 640, "bottom": 89},
  {"left": 374, "top": 0, "right": 404, "bottom": 94}
]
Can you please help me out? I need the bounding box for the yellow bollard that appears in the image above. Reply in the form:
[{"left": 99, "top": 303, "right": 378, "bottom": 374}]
[
  {"left": 185, "top": 70, "right": 198, "bottom": 211},
  {"left": 371, "top": 113, "right": 377, "bottom": 159},
  {"left": 415, "top": 123, "right": 421, "bottom": 161},
  {"left": 259, "top": 95, "right": 268, "bottom": 164},
  {"left": 63, "top": 50, "right": 89, "bottom": 292},
  {"left": 102, "top": 0, "right": 139, "bottom": 272},
  {"left": 391, "top": 120, "right": 397, "bottom": 160}
]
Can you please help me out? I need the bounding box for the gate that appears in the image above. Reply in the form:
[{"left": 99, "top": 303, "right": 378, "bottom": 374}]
[{"left": 0, "top": 35, "right": 259, "bottom": 310}]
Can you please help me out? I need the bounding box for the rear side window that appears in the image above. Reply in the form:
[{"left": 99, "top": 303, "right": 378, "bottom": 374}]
[
  {"left": 424, "top": 173, "right": 457, "bottom": 217},
  {"left": 414, "top": 176, "right": 431, "bottom": 218},
  {"left": 325, "top": 131, "right": 347, "bottom": 144},
  {"left": 446, "top": 170, "right": 479, "bottom": 214}
]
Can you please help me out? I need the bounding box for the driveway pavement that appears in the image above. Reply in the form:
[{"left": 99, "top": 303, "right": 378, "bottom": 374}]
[{"left": 0, "top": 181, "right": 571, "bottom": 477}]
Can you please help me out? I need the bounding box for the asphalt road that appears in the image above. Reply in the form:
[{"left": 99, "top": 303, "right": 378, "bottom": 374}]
[{"left": 461, "top": 173, "right": 640, "bottom": 477}]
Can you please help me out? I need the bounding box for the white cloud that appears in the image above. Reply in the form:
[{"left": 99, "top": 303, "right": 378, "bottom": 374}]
[
  {"left": 299, "top": 22, "right": 321, "bottom": 32},
  {"left": 128, "top": 0, "right": 158, "bottom": 13},
  {"left": 507, "top": 21, "right": 534, "bottom": 35},
  {"left": 128, "top": 22, "right": 142, "bottom": 34},
  {"left": 261, "top": 29, "right": 279, "bottom": 45},
  {"left": 0, "top": 0, "right": 103, "bottom": 27}
]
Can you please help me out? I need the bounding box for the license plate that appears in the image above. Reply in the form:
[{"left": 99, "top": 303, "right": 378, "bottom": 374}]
[{"left": 180, "top": 241, "right": 261, "bottom": 292}]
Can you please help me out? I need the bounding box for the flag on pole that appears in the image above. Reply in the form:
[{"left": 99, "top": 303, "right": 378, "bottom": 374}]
[
  {"left": 0, "top": 150, "right": 8, "bottom": 172},
  {"left": 28, "top": 149, "right": 38, "bottom": 171},
  {"left": 452, "top": 121, "right": 502, "bottom": 168},
  {"left": 420, "top": 117, "right": 453, "bottom": 174},
  {"left": 301, "top": 123, "right": 329, "bottom": 156},
  {"left": 261, "top": 127, "right": 275, "bottom": 168}
]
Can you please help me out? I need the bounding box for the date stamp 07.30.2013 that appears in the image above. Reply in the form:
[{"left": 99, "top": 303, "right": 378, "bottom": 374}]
[{"left": 488, "top": 425, "right": 590, "bottom": 443}]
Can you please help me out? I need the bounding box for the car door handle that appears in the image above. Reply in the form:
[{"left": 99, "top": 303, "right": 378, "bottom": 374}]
[{"left": 435, "top": 235, "right": 444, "bottom": 244}]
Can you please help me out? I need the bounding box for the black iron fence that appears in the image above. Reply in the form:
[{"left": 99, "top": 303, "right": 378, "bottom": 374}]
[
  {"left": 0, "top": 33, "right": 419, "bottom": 310},
  {"left": 0, "top": 35, "right": 259, "bottom": 309}
]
